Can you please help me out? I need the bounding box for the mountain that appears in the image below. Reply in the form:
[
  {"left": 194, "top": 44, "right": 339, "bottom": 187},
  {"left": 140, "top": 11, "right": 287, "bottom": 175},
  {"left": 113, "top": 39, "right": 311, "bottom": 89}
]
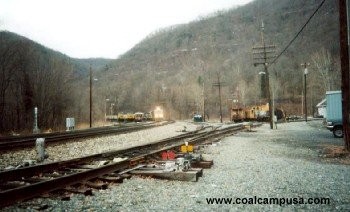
[
  {"left": 0, "top": 0, "right": 341, "bottom": 133},
  {"left": 101, "top": 0, "right": 340, "bottom": 117},
  {"left": 71, "top": 58, "right": 114, "bottom": 77},
  {"left": 0, "top": 31, "right": 112, "bottom": 133}
]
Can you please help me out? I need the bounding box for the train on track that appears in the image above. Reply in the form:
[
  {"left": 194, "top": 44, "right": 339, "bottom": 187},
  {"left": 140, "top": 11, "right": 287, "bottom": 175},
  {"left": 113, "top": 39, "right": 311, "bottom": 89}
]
[
  {"left": 106, "top": 106, "right": 164, "bottom": 122},
  {"left": 231, "top": 103, "right": 285, "bottom": 122}
]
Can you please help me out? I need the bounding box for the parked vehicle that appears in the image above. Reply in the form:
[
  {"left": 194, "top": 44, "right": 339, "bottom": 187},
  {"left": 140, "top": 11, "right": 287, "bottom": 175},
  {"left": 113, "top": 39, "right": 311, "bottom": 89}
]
[
  {"left": 193, "top": 114, "right": 203, "bottom": 122},
  {"left": 326, "top": 91, "right": 343, "bottom": 138}
]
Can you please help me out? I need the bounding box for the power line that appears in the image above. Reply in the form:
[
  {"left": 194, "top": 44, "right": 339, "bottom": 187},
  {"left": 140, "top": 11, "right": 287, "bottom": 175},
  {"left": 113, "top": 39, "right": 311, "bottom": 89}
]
[{"left": 270, "top": 0, "right": 327, "bottom": 66}]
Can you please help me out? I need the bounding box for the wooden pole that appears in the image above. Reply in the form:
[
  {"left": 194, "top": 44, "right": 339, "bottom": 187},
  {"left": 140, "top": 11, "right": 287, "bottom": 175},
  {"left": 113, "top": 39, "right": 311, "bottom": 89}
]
[
  {"left": 339, "top": 0, "right": 350, "bottom": 150},
  {"left": 89, "top": 66, "right": 92, "bottom": 128}
]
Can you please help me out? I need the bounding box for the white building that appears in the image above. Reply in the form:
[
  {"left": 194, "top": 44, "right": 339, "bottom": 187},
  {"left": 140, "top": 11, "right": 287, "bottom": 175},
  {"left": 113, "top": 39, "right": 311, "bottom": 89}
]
[{"left": 316, "top": 98, "right": 327, "bottom": 118}]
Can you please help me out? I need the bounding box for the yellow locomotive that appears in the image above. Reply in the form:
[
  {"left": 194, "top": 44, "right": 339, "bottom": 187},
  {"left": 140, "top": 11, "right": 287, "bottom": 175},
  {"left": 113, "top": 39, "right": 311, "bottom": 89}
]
[
  {"left": 231, "top": 103, "right": 283, "bottom": 122},
  {"left": 117, "top": 112, "right": 126, "bottom": 122},
  {"left": 117, "top": 112, "right": 135, "bottom": 122},
  {"left": 115, "top": 106, "right": 164, "bottom": 122},
  {"left": 151, "top": 106, "right": 164, "bottom": 122}
]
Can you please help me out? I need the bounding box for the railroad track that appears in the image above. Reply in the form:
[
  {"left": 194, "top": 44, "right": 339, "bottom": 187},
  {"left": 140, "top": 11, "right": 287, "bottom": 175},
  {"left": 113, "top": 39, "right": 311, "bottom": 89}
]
[
  {"left": 0, "top": 123, "right": 249, "bottom": 208},
  {"left": 0, "top": 121, "right": 173, "bottom": 151}
]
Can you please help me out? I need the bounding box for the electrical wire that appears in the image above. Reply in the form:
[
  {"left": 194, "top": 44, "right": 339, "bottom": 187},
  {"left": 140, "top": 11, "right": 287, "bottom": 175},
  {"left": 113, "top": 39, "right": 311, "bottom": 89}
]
[{"left": 270, "top": 0, "right": 327, "bottom": 66}]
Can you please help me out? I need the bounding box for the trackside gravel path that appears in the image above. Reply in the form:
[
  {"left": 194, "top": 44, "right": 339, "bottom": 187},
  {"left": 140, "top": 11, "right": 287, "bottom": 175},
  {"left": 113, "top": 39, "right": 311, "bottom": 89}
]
[{"left": 4, "top": 121, "right": 350, "bottom": 211}]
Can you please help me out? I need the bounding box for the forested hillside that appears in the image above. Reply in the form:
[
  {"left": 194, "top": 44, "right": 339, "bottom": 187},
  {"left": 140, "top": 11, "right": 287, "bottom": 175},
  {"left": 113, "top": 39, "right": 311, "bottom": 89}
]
[
  {"left": 99, "top": 0, "right": 340, "bottom": 120},
  {"left": 0, "top": 31, "right": 112, "bottom": 133},
  {"left": 0, "top": 0, "right": 341, "bottom": 134}
]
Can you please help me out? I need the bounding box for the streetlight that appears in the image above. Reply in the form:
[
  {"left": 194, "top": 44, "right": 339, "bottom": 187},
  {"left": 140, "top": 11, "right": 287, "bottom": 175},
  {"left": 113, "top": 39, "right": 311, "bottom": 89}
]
[
  {"left": 304, "top": 67, "right": 308, "bottom": 122},
  {"left": 301, "top": 63, "right": 310, "bottom": 122}
]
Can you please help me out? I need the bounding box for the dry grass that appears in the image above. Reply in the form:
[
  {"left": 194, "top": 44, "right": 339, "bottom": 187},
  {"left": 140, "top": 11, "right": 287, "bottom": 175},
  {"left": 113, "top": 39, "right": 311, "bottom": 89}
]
[{"left": 320, "top": 144, "right": 350, "bottom": 165}]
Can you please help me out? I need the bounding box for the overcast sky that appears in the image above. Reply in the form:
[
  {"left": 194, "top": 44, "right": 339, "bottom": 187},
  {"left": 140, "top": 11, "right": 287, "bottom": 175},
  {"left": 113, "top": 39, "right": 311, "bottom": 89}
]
[{"left": 0, "top": 0, "right": 252, "bottom": 59}]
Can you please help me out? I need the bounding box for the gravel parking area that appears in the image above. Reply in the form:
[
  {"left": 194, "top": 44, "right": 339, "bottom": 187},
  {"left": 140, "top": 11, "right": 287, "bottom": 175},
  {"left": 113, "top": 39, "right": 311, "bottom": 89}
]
[{"left": 3, "top": 120, "right": 350, "bottom": 211}]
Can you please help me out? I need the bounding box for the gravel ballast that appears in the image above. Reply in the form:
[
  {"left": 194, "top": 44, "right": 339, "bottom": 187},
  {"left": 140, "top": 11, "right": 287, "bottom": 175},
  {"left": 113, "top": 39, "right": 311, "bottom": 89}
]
[
  {"left": 0, "top": 122, "right": 198, "bottom": 170},
  {"left": 3, "top": 120, "right": 350, "bottom": 211}
]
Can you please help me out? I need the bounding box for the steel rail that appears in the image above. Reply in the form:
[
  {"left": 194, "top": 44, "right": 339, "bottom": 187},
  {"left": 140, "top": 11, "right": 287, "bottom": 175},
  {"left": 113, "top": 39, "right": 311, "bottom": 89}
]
[
  {"left": 0, "top": 121, "right": 173, "bottom": 151},
  {"left": 0, "top": 123, "right": 246, "bottom": 208},
  {"left": 0, "top": 128, "right": 207, "bottom": 182}
]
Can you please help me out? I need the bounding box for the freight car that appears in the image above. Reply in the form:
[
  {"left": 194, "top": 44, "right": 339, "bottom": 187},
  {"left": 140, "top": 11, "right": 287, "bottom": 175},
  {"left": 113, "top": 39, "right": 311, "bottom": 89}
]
[
  {"left": 116, "top": 108, "right": 163, "bottom": 122},
  {"left": 117, "top": 112, "right": 135, "bottom": 122},
  {"left": 134, "top": 112, "right": 144, "bottom": 122},
  {"left": 144, "top": 112, "right": 152, "bottom": 121},
  {"left": 231, "top": 103, "right": 284, "bottom": 122},
  {"left": 117, "top": 112, "right": 126, "bottom": 122},
  {"left": 125, "top": 113, "right": 135, "bottom": 122},
  {"left": 231, "top": 108, "right": 245, "bottom": 122}
]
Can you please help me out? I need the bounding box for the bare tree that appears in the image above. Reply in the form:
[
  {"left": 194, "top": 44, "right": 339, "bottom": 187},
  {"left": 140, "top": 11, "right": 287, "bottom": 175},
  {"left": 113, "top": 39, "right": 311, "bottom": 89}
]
[
  {"left": 0, "top": 35, "right": 26, "bottom": 131},
  {"left": 311, "top": 48, "right": 341, "bottom": 92}
]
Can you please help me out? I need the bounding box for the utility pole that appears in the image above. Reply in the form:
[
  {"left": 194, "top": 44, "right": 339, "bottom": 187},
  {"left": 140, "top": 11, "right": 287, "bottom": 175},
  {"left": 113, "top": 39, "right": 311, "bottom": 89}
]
[
  {"left": 338, "top": 0, "right": 350, "bottom": 150},
  {"left": 201, "top": 67, "right": 207, "bottom": 122},
  {"left": 253, "top": 21, "right": 276, "bottom": 129},
  {"left": 89, "top": 65, "right": 92, "bottom": 128},
  {"left": 202, "top": 81, "right": 206, "bottom": 122},
  {"left": 301, "top": 63, "right": 310, "bottom": 122},
  {"left": 212, "top": 72, "right": 227, "bottom": 123}
]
